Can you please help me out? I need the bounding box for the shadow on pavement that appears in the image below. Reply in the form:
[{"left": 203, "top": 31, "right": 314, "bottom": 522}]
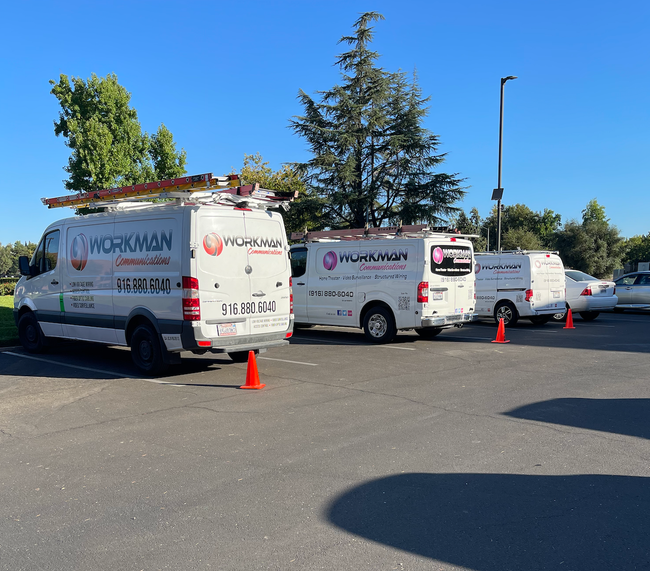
[
  {"left": 328, "top": 472, "right": 650, "bottom": 570},
  {"left": 504, "top": 398, "right": 650, "bottom": 440}
]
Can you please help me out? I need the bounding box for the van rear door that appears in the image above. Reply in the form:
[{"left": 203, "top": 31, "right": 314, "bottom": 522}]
[
  {"left": 530, "top": 253, "right": 565, "bottom": 312},
  {"left": 427, "top": 242, "right": 474, "bottom": 320}
]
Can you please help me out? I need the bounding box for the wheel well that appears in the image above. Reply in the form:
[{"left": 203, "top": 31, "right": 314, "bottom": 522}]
[
  {"left": 125, "top": 315, "right": 156, "bottom": 345},
  {"left": 18, "top": 306, "right": 33, "bottom": 318},
  {"left": 359, "top": 300, "right": 393, "bottom": 328}
]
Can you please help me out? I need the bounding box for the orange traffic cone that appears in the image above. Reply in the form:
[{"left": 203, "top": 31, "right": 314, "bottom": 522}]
[
  {"left": 492, "top": 318, "right": 510, "bottom": 343},
  {"left": 239, "top": 351, "right": 265, "bottom": 389},
  {"left": 564, "top": 308, "right": 575, "bottom": 329}
]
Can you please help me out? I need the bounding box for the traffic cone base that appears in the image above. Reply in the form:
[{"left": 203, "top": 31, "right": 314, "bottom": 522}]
[
  {"left": 240, "top": 351, "right": 265, "bottom": 389},
  {"left": 564, "top": 308, "right": 575, "bottom": 329},
  {"left": 492, "top": 317, "right": 510, "bottom": 343}
]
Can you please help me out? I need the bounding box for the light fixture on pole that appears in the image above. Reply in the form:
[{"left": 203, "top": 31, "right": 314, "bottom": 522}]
[{"left": 493, "top": 75, "right": 517, "bottom": 252}]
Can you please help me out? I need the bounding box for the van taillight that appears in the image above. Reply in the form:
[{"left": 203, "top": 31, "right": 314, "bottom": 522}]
[
  {"left": 182, "top": 276, "right": 200, "bottom": 321},
  {"left": 580, "top": 287, "right": 592, "bottom": 296},
  {"left": 525, "top": 289, "right": 533, "bottom": 302},
  {"left": 289, "top": 277, "right": 294, "bottom": 315},
  {"left": 417, "top": 281, "right": 429, "bottom": 303}
]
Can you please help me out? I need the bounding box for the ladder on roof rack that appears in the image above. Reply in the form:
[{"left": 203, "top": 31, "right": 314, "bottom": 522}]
[
  {"left": 42, "top": 173, "right": 298, "bottom": 210},
  {"left": 291, "top": 224, "right": 478, "bottom": 242}
]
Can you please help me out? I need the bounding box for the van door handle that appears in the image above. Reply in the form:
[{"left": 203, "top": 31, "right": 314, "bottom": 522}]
[
  {"left": 252, "top": 291, "right": 266, "bottom": 297},
  {"left": 296, "top": 282, "right": 306, "bottom": 286},
  {"left": 51, "top": 280, "right": 59, "bottom": 285}
]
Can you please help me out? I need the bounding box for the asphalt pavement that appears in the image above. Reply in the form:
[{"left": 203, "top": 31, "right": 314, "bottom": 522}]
[{"left": 1, "top": 312, "right": 649, "bottom": 571}]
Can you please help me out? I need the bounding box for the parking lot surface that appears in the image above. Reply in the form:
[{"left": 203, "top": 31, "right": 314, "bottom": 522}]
[{"left": 1, "top": 312, "right": 649, "bottom": 570}]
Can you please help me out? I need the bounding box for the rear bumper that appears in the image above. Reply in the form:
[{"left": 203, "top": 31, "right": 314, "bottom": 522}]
[
  {"left": 181, "top": 320, "right": 294, "bottom": 353},
  {"left": 421, "top": 313, "right": 478, "bottom": 327}
]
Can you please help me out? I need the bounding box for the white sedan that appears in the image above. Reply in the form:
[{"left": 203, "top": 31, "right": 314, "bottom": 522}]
[{"left": 552, "top": 270, "right": 618, "bottom": 322}]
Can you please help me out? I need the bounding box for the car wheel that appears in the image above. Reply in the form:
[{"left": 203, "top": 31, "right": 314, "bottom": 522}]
[
  {"left": 229, "top": 350, "right": 257, "bottom": 363},
  {"left": 363, "top": 306, "right": 396, "bottom": 344},
  {"left": 130, "top": 324, "right": 167, "bottom": 376},
  {"left": 18, "top": 312, "right": 45, "bottom": 353},
  {"left": 416, "top": 327, "right": 443, "bottom": 339},
  {"left": 494, "top": 302, "right": 519, "bottom": 326},
  {"left": 552, "top": 311, "right": 567, "bottom": 322},
  {"left": 579, "top": 311, "right": 600, "bottom": 321},
  {"left": 613, "top": 307, "right": 625, "bottom": 313},
  {"left": 529, "top": 315, "right": 551, "bottom": 325}
]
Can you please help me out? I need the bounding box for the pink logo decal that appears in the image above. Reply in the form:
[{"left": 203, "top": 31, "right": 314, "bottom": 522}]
[
  {"left": 70, "top": 233, "right": 88, "bottom": 271},
  {"left": 535, "top": 260, "right": 542, "bottom": 268},
  {"left": 432, "top": 247, "right": 444, "bottom": 264},
  {"left": 323, "top": 251, "right": 337, "bottom": 271},
  {"left": 475, "top": 262, "right": 481, "bottom": 274},
  {"left": 203, "top": 233, "right": 224, "bottom": 256}
]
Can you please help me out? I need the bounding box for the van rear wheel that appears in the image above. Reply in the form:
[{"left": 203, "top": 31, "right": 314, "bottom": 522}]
[
  {"left": 363, "top": 307, "right": 396, "bottom": 344},
  {"left": 130, "top": 324, "right": 167, "bottom": 376},
  {"left": 18, "top": 312, "right": 45, "bottom": 353},
  {"left": 494, "top": 302, "right": 519, "bottom": 326}
]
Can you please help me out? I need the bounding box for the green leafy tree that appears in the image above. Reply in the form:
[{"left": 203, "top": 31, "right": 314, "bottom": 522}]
[
  {"left": 450, "top": 207, "right": 487, "bottom": 251},
  {"left": 623, "top": 233, "right": 650, "bottom": 264},
  {"left": 238, "top": 153, "right": 328, "bottom": 235},
  {"left": 501, "top": 228, "right": 542, "bottom": 251},
  {"left": 9, "top": 242, "right": 37, "bottom": 276},
  {"left": 291, "top": 12, "right": 465, "bottom": 229},
  {"left": 483, "top": 203, "right": 561, "bottom": 250},
  {"left": 0, "top": 244, "right": 12, "bottom": 276},
  {"left": 554, "top": 200, "right": 625, "bottom": 277},
  {"left": 50, "top": 73, "right": 186, "bottom": 193}
]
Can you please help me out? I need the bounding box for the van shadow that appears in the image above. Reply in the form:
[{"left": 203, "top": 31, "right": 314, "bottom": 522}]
[
  {"left": 327, "top": 472, "right": 650, "bottom": 570},
  {"left": 504, "top": 398, "right": 650, "bottom": 440},
  {"left": 2, "top": 342, "right": 240, "bottom": 382}
]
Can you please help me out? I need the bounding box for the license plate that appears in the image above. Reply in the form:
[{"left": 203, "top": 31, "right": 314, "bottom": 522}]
[
  {"left": 217, "top": 323, "right": 237, "bottom": 336},
  {"left": 599, "top": 285, "right": 607, "bottom": 290},
  {"left": 432, "top": 291, "right": 443, "bottom": 300},
  {"left": 447, "top": 314, "right": 462, "bottom": 322},
  {"left": 553, "top": 291, "right": 560, "bottom": 298}
]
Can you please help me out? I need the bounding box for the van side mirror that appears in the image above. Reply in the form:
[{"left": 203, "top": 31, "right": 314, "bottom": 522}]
[{"left": 18, "top": 256, "right": 34, "bottom": 277}]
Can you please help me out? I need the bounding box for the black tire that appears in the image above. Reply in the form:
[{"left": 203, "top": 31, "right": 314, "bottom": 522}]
[
  {"left": 18, "top": 312, "right": 45, "bottom": 353},
  {"left": 579, "top": 311, "right": 600, "bottom": 321},
  {"left": 130, "top": 324, "right": 167, "bottom": 376},
  {"left": 416, "top": 327, "right": 443, "bottom": 339},
  {"left": 363, "top": 306, "right": 396, "bottom": 344},
  {"left": 529, "top": 315, "right": 551, "bottom": 325},
  {"left": 494, "top": 301, "right": 519, "bottom": 326},
  {"left": 613, "top": 307, "right": 625, "bottom": 313},
  {"left": 230, "top": 350, "right": 258, "bottom": 363}
]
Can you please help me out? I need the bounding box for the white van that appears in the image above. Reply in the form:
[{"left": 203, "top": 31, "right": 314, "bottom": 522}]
[
  {"left": 13, "top": 175, "right": 295, "bottom": 374},
  {"left": 474, "top": 250, "right": 566, "bottom": 325},
  {"left": 290, "top": 227, "right": 477, "bottom": 343}
]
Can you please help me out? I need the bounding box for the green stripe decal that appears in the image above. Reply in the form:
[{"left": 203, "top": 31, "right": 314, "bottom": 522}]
[{"left": 59, "top": 293, "right": 64, "bottom": 312}]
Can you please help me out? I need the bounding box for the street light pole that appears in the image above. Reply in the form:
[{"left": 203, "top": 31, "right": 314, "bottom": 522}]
[{"left": 496, "top": 75, "right": 517, "bottom": 253}]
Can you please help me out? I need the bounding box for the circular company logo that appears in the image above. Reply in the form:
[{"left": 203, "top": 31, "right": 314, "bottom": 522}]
[
  {"left": 432, "top": 247, "right": 444, "bottom": 264},
  {"left": 203, "top": 233, "right": 224, "bottom": 256},
  {"left": 323, "top": 250, "right": 337, "bottom": 271},
  {"left": 475, "top": 262, "right": 481, "bottom": 274},
  {"left": 70, "top": 233, "right": 88, "bottom": 271},
  {"left": 535, "top": 260, "right": 542, "bottom": 268}
]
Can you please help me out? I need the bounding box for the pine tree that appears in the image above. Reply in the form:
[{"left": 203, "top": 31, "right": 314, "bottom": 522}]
[{"left": 291, "top": 12, "right": 465, "bottom": 229}]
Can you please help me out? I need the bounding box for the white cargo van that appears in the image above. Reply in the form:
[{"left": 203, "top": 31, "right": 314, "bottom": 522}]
[
  {"left": 289, "top": 225, "right": 477, "bottom": 343},
  {"left": 13, "top": 174, "right": 295, "bottom": 374},
  {"left": 474, "top": 250, "right": 566, "bottom": 325}
]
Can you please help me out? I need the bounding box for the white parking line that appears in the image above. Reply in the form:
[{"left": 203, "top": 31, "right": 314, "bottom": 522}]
[{"left": 258, "top": 356, "right": 318, "bottom": 366}]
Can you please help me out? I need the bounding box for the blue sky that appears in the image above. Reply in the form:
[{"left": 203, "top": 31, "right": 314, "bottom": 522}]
[{"left": 1, "top": 0, "right": 648, "bottom": 245}]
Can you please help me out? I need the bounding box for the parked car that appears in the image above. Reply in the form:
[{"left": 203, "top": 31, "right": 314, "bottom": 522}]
[
  {"left": 552, "top": 269, "right": 617, "bottom": 322},
  {"left": 613, "top": 271, "right": 650, "bottom": 311}
]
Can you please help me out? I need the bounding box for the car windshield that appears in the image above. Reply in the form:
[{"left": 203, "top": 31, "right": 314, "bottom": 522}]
[{"left": 565, "top": 270, "right": 597, "bottom": 282}]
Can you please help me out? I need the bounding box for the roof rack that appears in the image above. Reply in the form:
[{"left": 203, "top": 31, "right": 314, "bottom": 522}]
[
  {"left": 42, "top": 173, "right": 298, "bottom": 212},
  {"left": 291, "top": 224, "right": 479, "bottom": 242},
  {"left": 475, "top": 250, "right": 559, "bottom": 255}
]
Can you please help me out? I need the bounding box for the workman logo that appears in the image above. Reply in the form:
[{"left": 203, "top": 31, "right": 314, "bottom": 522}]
[
  {"left": 70, "top": 233, "right": 89, "bottom": 271},
  {"left": 323, "top": 251, "right": 338, "bottom": 271},
  {"left": 475, "top": 262, "right": 481, "bottom": 274},
  {"left": 535, "top": 260, "right": 542, "bottom": 268},
  {"left": 432, "top": 247, "right": 444, "bottom": 264},
  {"left": 203, "top": 233, "right": 224, "bottom": 256}
]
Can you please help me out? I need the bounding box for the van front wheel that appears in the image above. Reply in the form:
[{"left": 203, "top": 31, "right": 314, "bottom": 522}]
[
  {"left": 494, "top": 302, "right": 519, "bottom": 326},
  {"left": 18, "top": 312, "right": 45, "bottom": 353},
  {"left": 363, "top": 307, "right": 396, "bottom": 344},
  {"left": 131, "top": 324, "right": 166, "bottom": 376}
]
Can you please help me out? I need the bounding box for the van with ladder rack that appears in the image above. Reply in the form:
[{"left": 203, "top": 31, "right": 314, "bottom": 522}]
[
  {"left": 289, "top": 226, "right": 478, "bottom": 343},
  {"left": 13, "top": 173, "right": 296, "bottom": 375}
]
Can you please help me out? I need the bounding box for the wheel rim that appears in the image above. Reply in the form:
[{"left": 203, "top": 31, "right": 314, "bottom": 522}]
[
  {"left": 496, "top": 306, "right": 512, "bottom": 324},
  {"left": 25, "top": 324, "right": 38, "bottom": 344},
  {"left": 368, "top": 314, "right": 388, "bottom": 338},
  {"left": 139, "top": 339, "right": 153, "bottom": 364},
  {"left": 553, "top": 312, "right": 566, "bottom": 320}
]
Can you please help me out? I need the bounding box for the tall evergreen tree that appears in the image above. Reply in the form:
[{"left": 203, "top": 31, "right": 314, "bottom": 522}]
[{"left": 291, "top": 12, "right": 465, "bottom": 229}]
